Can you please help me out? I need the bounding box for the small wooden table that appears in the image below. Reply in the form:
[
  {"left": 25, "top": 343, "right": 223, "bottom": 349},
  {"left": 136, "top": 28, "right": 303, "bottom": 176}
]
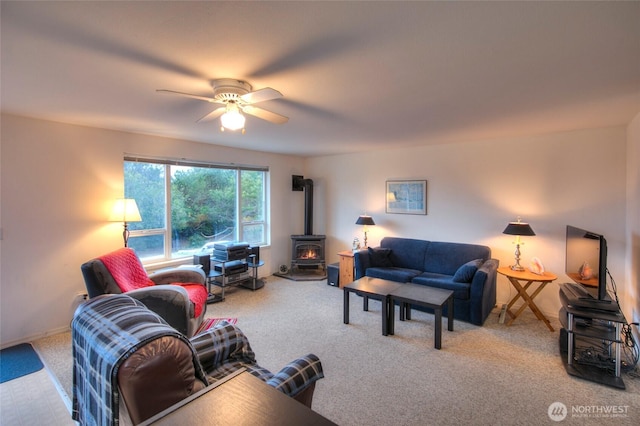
[
  {"left": 497, "top": 267, "right": 557, "bottom": 331},
  {"left": 343, "top": 277, "right": 402, "bottom": 335},
  {"left": 337, "top": 250, "right": 356, "bottom": 287},
  {"left": 389, "top": 283, "right": 454, "bottom": 349}
]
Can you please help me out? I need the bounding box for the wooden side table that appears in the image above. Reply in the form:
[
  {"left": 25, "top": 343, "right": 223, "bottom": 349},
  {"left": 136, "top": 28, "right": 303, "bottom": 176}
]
[
  {"left": 497, "top": 266, "right": 557, "bottom": 331},
  {"left": 337, "top": 250, "right": 355, "bottom": 288}
]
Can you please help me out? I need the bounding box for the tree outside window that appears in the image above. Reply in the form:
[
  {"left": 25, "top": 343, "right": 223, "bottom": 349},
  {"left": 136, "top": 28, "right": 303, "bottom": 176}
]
[{"left": 124, "top": 159, "right": 268, "bottom": 261}]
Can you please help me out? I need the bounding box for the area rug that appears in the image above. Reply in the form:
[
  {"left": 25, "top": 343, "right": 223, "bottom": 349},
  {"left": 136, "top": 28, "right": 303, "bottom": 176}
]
[
  {"left": 195, "top": 317, "right": 238, "bottom": 335},
  {"left": 0, "top": 343, "right": 44, "bottom": 383}
]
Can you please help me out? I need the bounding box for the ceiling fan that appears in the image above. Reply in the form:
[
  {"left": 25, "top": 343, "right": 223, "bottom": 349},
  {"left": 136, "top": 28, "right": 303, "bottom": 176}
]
[{"left": 157, "top": 78, "right": 289, "bottom": 134}]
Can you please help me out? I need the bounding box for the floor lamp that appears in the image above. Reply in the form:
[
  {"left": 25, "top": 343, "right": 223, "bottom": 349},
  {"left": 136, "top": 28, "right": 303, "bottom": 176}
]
[{"left": 110, "top": 198, "right": 142, "bottom": 247}]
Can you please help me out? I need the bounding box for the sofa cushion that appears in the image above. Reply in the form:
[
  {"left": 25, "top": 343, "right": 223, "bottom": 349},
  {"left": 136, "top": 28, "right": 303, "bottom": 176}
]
[
  {"left": 380, "top": 237, "right": 430, "bottom": 271},
  {"left": 368, "top": 247, "right": 393, "bottom": 267},
  {"left": 453, "top": 259, "right": 483, "bottom": 283},
  {"left": 412, "top": 272, "right": 471, "bottom": 300},
  {"left": 422, "top": 242, "right": 490, "bottom": 275},
  {"left": 366, "top": 267, "right": 421, "bottom": 283}
]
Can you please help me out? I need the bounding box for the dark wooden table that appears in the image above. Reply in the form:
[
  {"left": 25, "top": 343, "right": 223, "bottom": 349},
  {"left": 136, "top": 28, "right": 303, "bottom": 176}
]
[
  {"left": 142, "top": 369, "right": 336, "bottom": 425},
  {"left": 343, "top": 277, "right": 402, "bottom": 335},
  {"left": 389, "top": 283, "right": 454, "bottom": 349}
]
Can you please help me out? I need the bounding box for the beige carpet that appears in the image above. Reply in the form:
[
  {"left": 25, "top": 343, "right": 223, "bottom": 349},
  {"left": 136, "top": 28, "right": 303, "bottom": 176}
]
[
  {"left": 0, "top": 369, "right": 74, "bottom": 426},
  {"left": 35, "top": 276, "right": 640, "bottom": 425}
]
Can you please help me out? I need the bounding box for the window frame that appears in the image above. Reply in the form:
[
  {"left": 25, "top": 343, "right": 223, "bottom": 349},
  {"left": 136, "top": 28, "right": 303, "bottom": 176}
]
[{"left": 124, "top": 155, "right": 269, "bottom": 263}]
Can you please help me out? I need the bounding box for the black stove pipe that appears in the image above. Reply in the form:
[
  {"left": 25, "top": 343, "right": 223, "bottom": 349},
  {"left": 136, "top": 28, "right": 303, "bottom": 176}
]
[{"left": 304, "top": 179, "right": 313, "bottom": 235}]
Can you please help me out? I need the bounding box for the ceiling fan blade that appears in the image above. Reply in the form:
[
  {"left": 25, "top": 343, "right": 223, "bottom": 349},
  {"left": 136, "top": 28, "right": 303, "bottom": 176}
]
[
  {"left": 157, "top": 89, "right": 221, "bottom": 104},
  {"left": 249, "top": 34, "right": 359, "bottom": 78},
  {"left": 197, "top": 107, "right": 226, "bottom": 123},
  {"left": 242, "top": 105, "right": 289, "bottom": 124},
  {"left": 240, "top": 87, "right": 283, "bottom": 104}
]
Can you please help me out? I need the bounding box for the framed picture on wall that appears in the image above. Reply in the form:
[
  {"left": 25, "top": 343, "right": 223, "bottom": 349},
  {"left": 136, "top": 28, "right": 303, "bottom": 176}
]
[{"left": 386, "top": 180, "right": 427, "bottom": 215}]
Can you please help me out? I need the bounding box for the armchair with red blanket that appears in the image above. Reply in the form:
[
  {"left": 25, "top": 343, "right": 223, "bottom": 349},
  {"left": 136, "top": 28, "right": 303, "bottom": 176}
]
[{"left": 80, "top": 247, "right": 208, "bottom": 337}]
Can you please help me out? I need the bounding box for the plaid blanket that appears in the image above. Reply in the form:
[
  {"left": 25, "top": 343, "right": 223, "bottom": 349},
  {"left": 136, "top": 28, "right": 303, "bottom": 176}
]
[
  {"left": 71, "top": 294, "right": 205, "bottom": 426},
  {"left": 190, "top": 323, "right": 324, "bottom": 397}
]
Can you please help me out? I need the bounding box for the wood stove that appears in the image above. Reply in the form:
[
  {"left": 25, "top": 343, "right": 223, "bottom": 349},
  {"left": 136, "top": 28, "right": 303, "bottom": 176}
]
[
  {"left": 289, "top": 176, "right": 326, "bottom": 273},
  {"left": 291, "top": 234, "right": 326, "bottom": 270}
]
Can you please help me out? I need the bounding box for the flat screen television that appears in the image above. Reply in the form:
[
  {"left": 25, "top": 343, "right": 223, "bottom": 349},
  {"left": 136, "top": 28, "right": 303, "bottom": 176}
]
[{"left": 565, "top": 225, "right": 608, "bottom": 301}]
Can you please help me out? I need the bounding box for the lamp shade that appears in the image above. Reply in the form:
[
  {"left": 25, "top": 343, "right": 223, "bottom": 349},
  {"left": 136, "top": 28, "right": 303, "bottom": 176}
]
[
  {"left": 502, "top": 220, "right": 535, "bottom": 236},
  {"left": 356, "top": 215, "right": 375, "bottom": 226},
  {"left": 109, "top": 198, "right": 142, "bottom": 223},
  {"left": 220, "top": 103, "right": 246, "bottom": 131}
]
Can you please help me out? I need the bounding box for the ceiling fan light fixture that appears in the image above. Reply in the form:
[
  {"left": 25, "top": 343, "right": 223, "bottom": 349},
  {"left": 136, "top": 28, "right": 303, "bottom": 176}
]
[
  {"left": 158, "top": 79, "right": 286, "bottom": 133},
  {"left": 220, "top": 103, "right": 245, "bottom": 131}
]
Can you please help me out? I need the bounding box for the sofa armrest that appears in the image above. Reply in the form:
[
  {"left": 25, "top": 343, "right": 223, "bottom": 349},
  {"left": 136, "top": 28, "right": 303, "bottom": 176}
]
[
  {"left": 469, "top": 258, "right": 499, "bottom": 325},
  {"left": 353, "top": 249, "right": 371, "bottom": 279},
  {"left": 264, "top": 353, "right": 324, "bottom": 398},
  {"left": 189, "top": 323, "right": 257, "bottom": 372},
  {"left": 150, "top": 267, "right": 206, "bottom": 285},
  {"left": 126, "top": 286, "right": 194, "bottom": 335},
  {"left": 117, "top": 335, "right": 207, "bottom": 425},
  {"left": 191, "top": 325, "right": 324, "bottom": 408}
]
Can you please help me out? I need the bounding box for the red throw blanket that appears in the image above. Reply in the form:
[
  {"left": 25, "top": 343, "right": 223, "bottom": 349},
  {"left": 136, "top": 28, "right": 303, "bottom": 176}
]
[
  {"left": 99, "top": 248, "right": 154, "bottom": 292},
  {"left": 99, "top": 247, "right": 207, "bottom": 317}
]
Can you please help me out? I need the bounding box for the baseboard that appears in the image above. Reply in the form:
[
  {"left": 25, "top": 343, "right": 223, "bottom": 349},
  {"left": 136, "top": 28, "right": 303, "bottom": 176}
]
[{"left": 0, "top": 326, "right": 71, "bottom": 351}]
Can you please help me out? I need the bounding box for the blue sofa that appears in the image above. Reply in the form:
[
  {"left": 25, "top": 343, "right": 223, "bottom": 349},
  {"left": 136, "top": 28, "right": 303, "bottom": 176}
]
[{"left": 354, "top": 237, "right": 498, "bottom": 325}]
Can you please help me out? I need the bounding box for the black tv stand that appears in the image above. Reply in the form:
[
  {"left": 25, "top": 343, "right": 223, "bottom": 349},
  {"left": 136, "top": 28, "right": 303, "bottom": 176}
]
[
  {"left": 578, "top": 297, "right": 611, "bottom": 304},
  {"left": 558, "top": 285, "right": 626, "bottom": 389},
  {"left": 561, "top": 282, "right": 619, "bottom": 312}
]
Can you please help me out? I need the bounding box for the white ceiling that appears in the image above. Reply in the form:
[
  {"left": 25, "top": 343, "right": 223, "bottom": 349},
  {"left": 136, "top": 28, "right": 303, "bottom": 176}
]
[{"left": 2, "top": 1, "right": 639, "bottom": 157}]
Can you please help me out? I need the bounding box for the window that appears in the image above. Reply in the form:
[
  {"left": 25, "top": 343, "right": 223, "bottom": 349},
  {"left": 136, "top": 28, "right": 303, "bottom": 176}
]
[{"left": 124, "top": 157, "right": 268, "bottom": 262}]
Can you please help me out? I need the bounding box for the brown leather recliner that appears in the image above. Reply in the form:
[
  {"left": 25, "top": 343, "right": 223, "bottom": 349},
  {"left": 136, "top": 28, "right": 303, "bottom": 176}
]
[
  {"left": 117, "top": 335, "right": 207, "bottom": 424},
  {"left": 72, "top": 294, "right": 324, "bottom": 425}
]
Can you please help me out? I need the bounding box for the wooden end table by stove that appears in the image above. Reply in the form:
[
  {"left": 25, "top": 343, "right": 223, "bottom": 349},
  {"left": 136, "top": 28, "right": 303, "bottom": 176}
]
[
  {"left": 337, "top": 250, "right": 356, "bottom": 288},
  {"left": 497, "top": 266, "right": 557, "bottom": 331}
]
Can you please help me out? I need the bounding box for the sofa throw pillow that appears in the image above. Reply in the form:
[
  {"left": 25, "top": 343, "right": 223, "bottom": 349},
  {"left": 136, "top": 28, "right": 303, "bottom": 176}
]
[
  {"left": 453, "top": 259, "right": 483, "bottom": 283},
  {"left": 368, "top": 247, "right": 393, "bottom": 267}
]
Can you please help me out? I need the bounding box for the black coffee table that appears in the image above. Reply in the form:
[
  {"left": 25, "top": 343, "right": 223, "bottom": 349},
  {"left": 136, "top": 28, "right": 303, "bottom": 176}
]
[
  {"left": 389, "top": 283, "right": 454, "bottom": 349},
  {"left": 343, "top": 277, "right": 402, "bottom": 336}
]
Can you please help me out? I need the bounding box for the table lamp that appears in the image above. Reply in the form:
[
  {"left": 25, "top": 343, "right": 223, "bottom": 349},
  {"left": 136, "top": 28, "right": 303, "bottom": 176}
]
[
  {"left": 356, "top": 215, "right": 375, "bottom": 248},
  {"left": 110, "top": 198, "right": 142, "bottom": 247},
  {"left": 502, "top": 217, "right": 535, "bottom": 271}
]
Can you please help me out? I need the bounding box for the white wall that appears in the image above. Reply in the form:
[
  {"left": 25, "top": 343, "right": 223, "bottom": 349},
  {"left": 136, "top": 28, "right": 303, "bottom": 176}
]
[
  {"left": 625, "top": 112, "right": 640, "bottom": 328},
  {"left": 1, "top": 113, "right": 635, "bottom": 345},
  {"left": 0, "top": 114, "right": 307, "bottom": 346},
  {"left": 307, "top": 126, "right": 629, "bottom": 320}
]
